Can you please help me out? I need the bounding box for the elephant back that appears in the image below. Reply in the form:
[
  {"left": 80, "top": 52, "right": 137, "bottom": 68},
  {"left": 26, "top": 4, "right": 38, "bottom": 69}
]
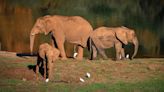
[{"left": 52, "top": 15, "right": 93, "bottom": 47}]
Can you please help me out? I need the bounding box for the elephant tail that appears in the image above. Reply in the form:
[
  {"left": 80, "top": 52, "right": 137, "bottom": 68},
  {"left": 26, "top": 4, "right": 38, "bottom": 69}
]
[
  {"left": 87, "top": 37, "right": 92, "bottom": 52},
  {"left": 87, "top": 37, "right": 93, "bottom": 59}
]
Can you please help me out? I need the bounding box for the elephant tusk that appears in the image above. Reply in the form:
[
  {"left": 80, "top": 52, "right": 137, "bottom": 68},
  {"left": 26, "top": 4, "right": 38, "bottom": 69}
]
[{"left": 31, "top": 33, "right": 35, "bottom": 36}]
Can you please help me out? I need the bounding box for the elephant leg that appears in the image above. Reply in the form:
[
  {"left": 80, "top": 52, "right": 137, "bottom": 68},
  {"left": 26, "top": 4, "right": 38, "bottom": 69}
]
[
  {"left": 36, "top": 64, "right": 39, "bottom": 80},
  {"left": 91, "top": 37, "right": 107, "bottom": 59},
  {"left": 98, "top": 48, "right": 108, "bottom": 60},
  {"left": 47, "top": 60, "right": 53, "bottom": 80},
  {"left": 121, "top": 48, "right": 125, "bottom": 60},
  {"left": 36, "top": 55, "right": 42, "bottom": 80},
  {"left": 115, "top": 42, "right": 122, "bottom": 61},
  {"left": 56, "top": 40, "right": 67, "bottom": 60},
  {"left": 49, "top": 63, "right": 53, "bottom": 80},
  {"left": 76, "top": 45, "right": 83, "bottom": 60},
  {"left": 52, "top": 33, "right": 67, "bottom": 60},
  {"left": 43, "top": 61, "right": 47, "bottom": 79},
  {"left": 91, "top": 45, "right": 97, "bottom": 60},
  {"left": 116, "top": 49, "right": 121, "bottom": 61}
]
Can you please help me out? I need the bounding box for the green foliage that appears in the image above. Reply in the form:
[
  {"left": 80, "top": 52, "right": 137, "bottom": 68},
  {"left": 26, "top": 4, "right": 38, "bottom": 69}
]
[
  {"left": 7, "top": 0, "right": 163, "bottom": 29},
  {"left": 4, "top": 0, "right": 164, "bottom": 31},
  {"left": 75, "top": 79, "right": 164, "bottom": 92},
  {"left": 1, "top": 0, "right": 164, "bottom": 56},
  {"left": 0, "top": 78, "right": 164, "bottom": 92}
]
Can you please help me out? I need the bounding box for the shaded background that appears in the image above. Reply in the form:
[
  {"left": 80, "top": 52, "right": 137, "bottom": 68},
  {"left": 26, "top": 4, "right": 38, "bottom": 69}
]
[{"left": 0, "top": 0, "right": 164, "bottom": 58}]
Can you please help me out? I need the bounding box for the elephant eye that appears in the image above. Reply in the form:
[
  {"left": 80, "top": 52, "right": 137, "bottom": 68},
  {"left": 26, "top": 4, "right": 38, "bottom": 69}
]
[{"left": 36, "top": 26, "right": 41, "bottom": 30}]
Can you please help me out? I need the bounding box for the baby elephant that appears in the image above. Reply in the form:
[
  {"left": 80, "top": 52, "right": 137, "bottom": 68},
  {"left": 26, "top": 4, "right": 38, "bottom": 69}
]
[{"left": 36, "top": 43, "right": 60, "bottom": 81}]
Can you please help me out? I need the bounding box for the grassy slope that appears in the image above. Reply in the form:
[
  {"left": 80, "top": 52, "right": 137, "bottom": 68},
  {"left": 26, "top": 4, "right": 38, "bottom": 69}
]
[{"left": 0, "top": 55, "right": 164, "bottom": 92}]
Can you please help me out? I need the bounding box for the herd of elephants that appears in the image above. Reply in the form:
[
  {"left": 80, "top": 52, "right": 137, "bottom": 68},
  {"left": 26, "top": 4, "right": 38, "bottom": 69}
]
[{"left": 30, "top": 15, "right": 139, "bottom": 81}]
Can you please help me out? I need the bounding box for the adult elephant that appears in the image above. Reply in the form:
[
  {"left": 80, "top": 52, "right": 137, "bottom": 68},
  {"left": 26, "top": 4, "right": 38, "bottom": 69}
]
[
  {"left": 30, "top": 15, "right": 93, "bottom": 60},
  {"left": 90, "top": 26, "right": 139, "bottom": 60}
]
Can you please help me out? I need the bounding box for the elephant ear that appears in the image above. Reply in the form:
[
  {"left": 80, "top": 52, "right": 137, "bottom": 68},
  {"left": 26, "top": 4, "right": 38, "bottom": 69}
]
[
  {"left": 127, "top": 30, "right": 136, "bottom": 42},
  {"left": 115, "top": 28, "right": 128, "bottom": 45},
  {"left": 43, "top": 16, "right": 52, "bottom": 35}
]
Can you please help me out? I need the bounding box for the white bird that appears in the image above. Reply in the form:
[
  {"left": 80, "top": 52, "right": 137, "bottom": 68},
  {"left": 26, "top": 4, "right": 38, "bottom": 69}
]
[
  {"left": 73, "top": 52, "right": 78, "bottom": 58},
  {"left": 126, "top": 54, "right": 129, "bottom": 59},
  {"left": 45, "top": 78, "right": 49, "bottom": 82},
  {"left": 86, "top": 72, "right": 91, "bottom": 78},
  {"left": 80, "top": 77, "right": 85, "bottom": 82}
]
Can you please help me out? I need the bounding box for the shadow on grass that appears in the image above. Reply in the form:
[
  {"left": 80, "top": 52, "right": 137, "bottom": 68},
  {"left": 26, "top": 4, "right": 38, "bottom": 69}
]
[
  {"left": 27, "top": 64, "right": 44, "bottom": 78},
  {"left": 52, "top": 80, "right": 70, "bottom": 83},
  {"left": 16, "top": 52, "right": 37, "bottom": 57}
]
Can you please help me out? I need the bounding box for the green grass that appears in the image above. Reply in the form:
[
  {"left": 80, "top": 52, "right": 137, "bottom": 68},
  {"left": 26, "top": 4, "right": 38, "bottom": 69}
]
[
  {"left": 0, "top": 56, "right": 164, "bottom": 92},
  {"left": 0, "top": 56, "right": 34, "bottom": 68},
  {"left": 0, "top": 78, "right": 164, "bottom": 92},
  {"left": 75, "top": 79, "right": 164, "bottom": 92}
]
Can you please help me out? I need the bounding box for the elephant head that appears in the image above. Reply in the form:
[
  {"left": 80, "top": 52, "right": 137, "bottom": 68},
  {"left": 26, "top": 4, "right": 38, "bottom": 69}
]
[
  {"left": 115, "top": 27, "right": 139, "bottom": 59},
  {"left": 30, "top": 15, "right": 52, "bottom": 54}
]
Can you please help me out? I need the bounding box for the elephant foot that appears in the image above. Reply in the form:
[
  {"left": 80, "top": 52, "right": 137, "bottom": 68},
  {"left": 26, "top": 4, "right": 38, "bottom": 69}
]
[
  {"left": 90, "top": 57, "right": 96, "bottom": 60},
  {"left": 36, "top": 77, "right": 39, "bottom": 81},
  {"left": 102, "top": 57, "right": 108, "bottom": 60},
  {"left": 75, "top": 57, "right": 83, "bottom": 61},
  {"left": 130, "top": 57, "right": 134, "bottom": 60},
  {"left": 121, "top": 57, "right": 126, "bottom": 61},
  {"left": 115, "top": 58, "right": 121, "bottom": 61}
]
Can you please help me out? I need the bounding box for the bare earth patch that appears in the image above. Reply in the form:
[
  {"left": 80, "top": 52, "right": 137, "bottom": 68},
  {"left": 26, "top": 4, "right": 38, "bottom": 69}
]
[
  {"left": 0, "top": 51, "right": 164, "bottom": 84},
  {"left": 2, "top": 68, "right": 35, "bottom": 81}
]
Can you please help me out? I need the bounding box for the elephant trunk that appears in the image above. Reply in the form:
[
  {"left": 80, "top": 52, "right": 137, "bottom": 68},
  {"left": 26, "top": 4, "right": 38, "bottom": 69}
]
[
  {"left": 131, "top": 37, "right": 139, "bottom": 59},
  {"left": 30, "top": 34, "right": 35, "bottom": 55}
]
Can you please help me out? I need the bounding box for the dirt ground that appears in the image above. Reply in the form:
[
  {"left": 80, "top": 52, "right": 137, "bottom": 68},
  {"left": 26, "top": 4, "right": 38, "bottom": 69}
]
[{"left": 0, "top": 51, "right": 164, "bottom": 84}]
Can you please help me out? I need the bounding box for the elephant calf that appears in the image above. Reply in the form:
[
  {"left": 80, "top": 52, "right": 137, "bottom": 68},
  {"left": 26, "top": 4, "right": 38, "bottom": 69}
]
[{"left": 36, "top": 43, "right": 60, "bottom": 81}]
